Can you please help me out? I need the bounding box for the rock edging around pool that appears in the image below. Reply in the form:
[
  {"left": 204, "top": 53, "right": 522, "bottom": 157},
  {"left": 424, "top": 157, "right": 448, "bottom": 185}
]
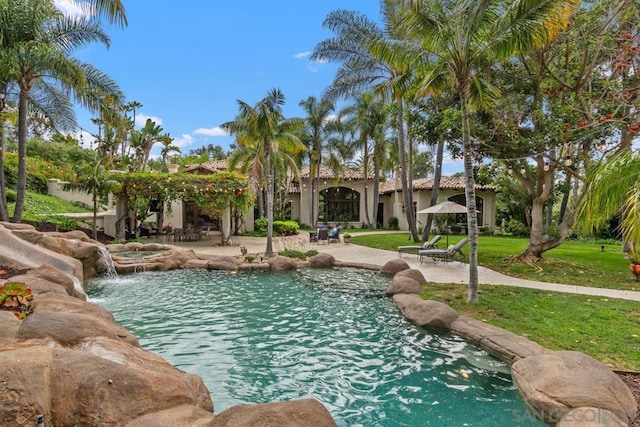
[
  {"left": 382, "top": 258, "right": 638, "bottom": 426},
  {"left": 0, "top": 224, "right": 337, "bottom": 427}
]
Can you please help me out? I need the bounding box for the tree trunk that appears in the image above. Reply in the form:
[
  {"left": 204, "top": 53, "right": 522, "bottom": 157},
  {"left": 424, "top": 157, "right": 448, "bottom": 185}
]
[
  {"left": 308, "top": 174, "right": 315, "bottom": 228},
  {"left": 115, "top": 191, "right": 128, "bottom": 241},
  {"left": 372, "top": 151, "right": 381, "bottom": 229},
  {"left": 422, "top": 140, "right": 444, "bottom": 241},
  {"left": 0, "top": 81, "right": 9, "bottom": 221},
  {"left": 362, "top": 135, "right": 372, "bottom": 227},
  {"left": 460, "top": 94, "right": 479, "bottom": 303},
  {"left": 92, "top": 189, "right": 98, "bottom": 240},
  {"left": 265, "top": 145, "right": 274, "bottom": 258},
  {"left": 557, "top": 173, "right": 571, "bottom": 224},
  {"left": 396, "top": 97, "right": 419, "bottom": 240},
  {"left": 12, "top": 87, "right": 29, "bottom": 223}
]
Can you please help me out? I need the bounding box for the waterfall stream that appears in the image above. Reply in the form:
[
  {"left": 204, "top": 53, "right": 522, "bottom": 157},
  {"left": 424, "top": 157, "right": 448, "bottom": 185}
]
[{"left": 96, "top": 247, "right": 118, "bottom": 278}]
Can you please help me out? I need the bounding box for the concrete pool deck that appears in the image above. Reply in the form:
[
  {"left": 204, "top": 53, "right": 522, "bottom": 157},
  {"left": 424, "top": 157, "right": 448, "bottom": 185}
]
[{"left": 149, "top": 232, "right": 640, "bottom": 302}]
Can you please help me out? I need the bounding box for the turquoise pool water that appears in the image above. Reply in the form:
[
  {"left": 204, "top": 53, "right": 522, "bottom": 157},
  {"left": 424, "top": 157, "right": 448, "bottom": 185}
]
[{"left": 85, "top": 268, "right": 544, "bottom": 426}]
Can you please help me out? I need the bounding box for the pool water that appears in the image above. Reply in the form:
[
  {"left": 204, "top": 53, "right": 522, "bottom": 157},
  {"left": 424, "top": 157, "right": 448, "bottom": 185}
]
[{"left": 85, "top": 268, "right": 544, "bottom": 427}]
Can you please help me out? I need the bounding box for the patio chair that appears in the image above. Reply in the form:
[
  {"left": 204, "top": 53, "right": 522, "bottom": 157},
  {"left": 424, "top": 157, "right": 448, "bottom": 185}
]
[
  {"left": 419, "top": 238, "right": 468, "bottom": 264},
  {"left": 317, "top": 228, "right": 329, "bottom": 244},
  {"left": 397, "top": 235, "right": 442, "bottom": 258},
  {"left": 328, "top": 226, "right": 341, "bottom": 243}
]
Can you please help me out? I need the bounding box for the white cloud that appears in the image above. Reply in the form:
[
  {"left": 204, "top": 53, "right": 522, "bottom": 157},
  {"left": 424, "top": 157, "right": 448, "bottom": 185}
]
[
  {"left": 136, "top": 114, "right": 162, "bottom": 127},
  {"left": 53, "top": 0, "right": 89, "bottom": 18},
  {"left": 294, "top": 51, "right": 311, "bottom": 59},
  {"left": 194, "top": 126, "right": 228, "bottom": 137},
  {"left": 307, "top": 64, "right": 320, "bottom": 73},
  {"left": 172, "top": 134, "right": 194, "bottom": 148}
]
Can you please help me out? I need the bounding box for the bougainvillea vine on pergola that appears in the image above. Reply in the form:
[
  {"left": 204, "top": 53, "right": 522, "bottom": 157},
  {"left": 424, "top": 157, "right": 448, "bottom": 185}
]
[{"left": 109, "top": 171, "right": 254, "bottom": 239}]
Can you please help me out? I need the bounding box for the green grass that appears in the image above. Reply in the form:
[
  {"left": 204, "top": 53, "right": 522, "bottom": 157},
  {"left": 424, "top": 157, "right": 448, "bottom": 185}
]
[
  {"left": 7, "top": 193, "right": 91, "bottom": 228},
  {"left": 423, "top": 284, "right": 640, "bottom": 371},
  {"left": 351, "top": 233, "right": 639, "bottom": 291}
]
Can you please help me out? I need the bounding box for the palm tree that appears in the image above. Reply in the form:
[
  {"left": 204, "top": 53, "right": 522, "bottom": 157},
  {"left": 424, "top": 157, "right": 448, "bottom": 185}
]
[
  {"left": 222, "top": 89, "right": 305, "bottom": 257},
  {"left": 312, "top": 5, "right": 421, "bottom": 240},
  {"left": 63, "top": 157, "right": 115, "bottom": 239},
  {"left": 578, "top": 151, "right": 640, "bottom": 250},
  {"left": 0, "top": 0, "right": 123, "bottom": 222},
  {"left": 399, "top": 0, "right": 578, "bottom": 302},
  {"left": 299, "top": 95, "right": 334, "bottom": 228},
  {"left": 339, "top": 92, "right": 389, "bottom": 228}
]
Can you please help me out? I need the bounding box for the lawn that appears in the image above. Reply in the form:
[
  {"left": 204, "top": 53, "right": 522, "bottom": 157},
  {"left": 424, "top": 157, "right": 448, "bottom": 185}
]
[
  {"left": 423, "top": 283, "right": 640, "bottom": 371},
  {"left": 7, "top": 192, "right": 91, "bottom": 229},
  {"left": 350, "top": 232, "right": 638, "bottom": 291}
]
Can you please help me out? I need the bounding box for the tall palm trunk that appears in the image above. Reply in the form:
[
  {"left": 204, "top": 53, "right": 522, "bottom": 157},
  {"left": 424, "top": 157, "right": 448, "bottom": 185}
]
[
  {"left": 362, "top": 135, "right": 372, "bottom": 227},
  {"left": 265, "top": 143, "right": 275, "bottom": 258},
  {"left": 13, "top": 86, "right": 29, "bottom": 222},
  {"left": 422, "top": 140, "right": 445, "bottom": 241},
  {"left": 460, "top": 93, "right": 479, "bottom": 303},
  {"left": 372, "top": 150, "right": 381, "bottom": 229},
  {"left": 396, "top": 97, "right": 418, "bottom": 240},
  {"left": 0, "top": 81, "right": 9, "bottom": 221}
]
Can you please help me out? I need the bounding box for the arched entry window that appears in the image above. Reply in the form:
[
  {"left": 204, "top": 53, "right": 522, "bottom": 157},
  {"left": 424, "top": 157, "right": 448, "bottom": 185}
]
[
  {"left": 319, "top": 187, "right": 360, "bottom": 222},
  {"left": 448, "top": 194, "right": 484, "bottom": 224}
]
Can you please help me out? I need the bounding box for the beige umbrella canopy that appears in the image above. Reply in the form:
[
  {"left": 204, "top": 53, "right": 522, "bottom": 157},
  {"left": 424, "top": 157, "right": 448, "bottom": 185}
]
[
  {"left": 418, "top": 201, "right": 468, "bottom": 245},
  {"left": 417, "top": 201, "right": 468, "bottom": 214}
]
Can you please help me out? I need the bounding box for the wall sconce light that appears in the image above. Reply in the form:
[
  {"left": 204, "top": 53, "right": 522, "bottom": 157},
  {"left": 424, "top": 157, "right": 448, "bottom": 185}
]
[
  {"left": 565, "top": 155, "right": 572, "bottom": 166},
  {"left": 543, "top": 161, "right": 550, "bottom": 171},
  {"left": 599, "top": 140, "right": 607, "bottom": 152}
]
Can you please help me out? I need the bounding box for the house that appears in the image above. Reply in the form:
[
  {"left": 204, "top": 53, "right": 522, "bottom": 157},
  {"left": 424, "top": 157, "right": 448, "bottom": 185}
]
[
  {"left": 47, "top": 161, "right": 498, "bottom": 236},
  {"left": 378, "top": 177, "right": 497, "bottom": 231}
]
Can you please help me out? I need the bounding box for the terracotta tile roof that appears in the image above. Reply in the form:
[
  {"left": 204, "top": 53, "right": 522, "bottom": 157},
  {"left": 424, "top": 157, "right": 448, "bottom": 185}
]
[
  {"left": 183, "top": 160, "right": 228, "bottom": 174},
  {"left": 379, "top": 177, "right": 496, "bottom": 194},
  {"left": 294, "top": 165, "right": 374, "bottom": 180}
]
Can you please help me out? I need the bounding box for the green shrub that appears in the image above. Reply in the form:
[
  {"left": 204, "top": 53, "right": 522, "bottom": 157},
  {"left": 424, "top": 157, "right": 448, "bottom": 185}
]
[
  {"left": 478, "top": 226, "right": 492, "bottom": 235},
  {"left": 255, "top": 217, "right": 268, "bottom": 232},
  {"left": 273, "top": 220, "right": 299, "bottom": 236},
  {"left": 505, "top": 219, "right": 529, "bottom": 237},
  {"left": 388, "top": 216, "right": 399, "bottom": 230},
  {"left": 279, "top": 248, "right": 306, "bottom": 259},
  {"left": 450, "top": 224, "right": 463, "bottom": 234},
  {"left": 304, "top": 249, "right": 318, "bottom": 257}
]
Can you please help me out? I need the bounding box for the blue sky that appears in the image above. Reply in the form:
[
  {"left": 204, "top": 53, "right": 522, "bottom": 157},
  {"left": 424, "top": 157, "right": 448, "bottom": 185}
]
[{"left": 57, "top": 1, "right": 463, "bottom": 173}]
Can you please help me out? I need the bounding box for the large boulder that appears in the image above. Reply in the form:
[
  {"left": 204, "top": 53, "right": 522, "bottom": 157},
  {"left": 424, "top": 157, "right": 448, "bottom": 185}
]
[
  {"left": 33, "top": 293, "right": 115, "bottom": 322},
  {"left": 126, "top": 405, "right": 215, "bottom": 426},
  {"left": 392, "top": 295, "right": 459, "bottom": 329},
  {"left": 207, "top": 256, "right": 241, "bottom": 271},
  {"left": 379, "top": 259, "right": 410, "bottom": 277},
  {"left": 308, "top": 253, "right": 335, "bottom": 268},
  {"left": 25, "top": 264, "right": 84, "bottom": 299},
  {"left": 394, "top": 268, "right": 427, "bottom": 285},
  {"left": 0, "top": 311, "right": 21, "bottom": 346},
  {"left": 450, "top": 316, "right": 546, "bottom": 364},
  {"left": 512, "top": 351, "right": 637, "bottom": 424},
  {"left": 386, "top": 275, "right": 423, "bottom": 296},
  {"left": 17, "top": 312, "right": 139, "bottom": 347},
  {"left": 213, "top": 399, "right": 336, "bottom": 427},
  {"left": 0, "top": 343, "right": 214, "bottom": 426},
  {"left": 8, "top": 273, "right": 69, "bottom": 297},
  {"left": 268, "top": 256, "right": 298, "bottom": 271}
]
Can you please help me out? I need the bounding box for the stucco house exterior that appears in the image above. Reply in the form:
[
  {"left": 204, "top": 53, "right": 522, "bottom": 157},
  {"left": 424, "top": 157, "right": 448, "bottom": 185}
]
[
  {"left": 178, "top": 161, "right": 498, "bottom": 233},
  {"left": 47, "top": 160, "right": 498, "bottom": 236}
]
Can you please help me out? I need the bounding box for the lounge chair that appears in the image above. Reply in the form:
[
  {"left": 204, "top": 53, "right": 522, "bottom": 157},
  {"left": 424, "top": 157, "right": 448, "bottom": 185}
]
[
  {"left": 419, "top": 238, "right": 468, "bottom": 263},
  {"left": 328, "top": 226, "right": 341, "bottom": 243},
  {"left": 397, "top": 235, "right": 442, "bottom": 257}
]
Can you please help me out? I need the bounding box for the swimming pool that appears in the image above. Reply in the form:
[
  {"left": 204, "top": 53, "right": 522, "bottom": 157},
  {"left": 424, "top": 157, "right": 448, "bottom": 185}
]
[{"left": 85, "top": 268, "right": 544, "bottom": 426}]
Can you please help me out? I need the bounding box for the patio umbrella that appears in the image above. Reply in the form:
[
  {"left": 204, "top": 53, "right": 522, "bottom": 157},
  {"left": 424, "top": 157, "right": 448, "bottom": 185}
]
[{"left": 417, "top": 201, "right": 468, "bottom": 246}]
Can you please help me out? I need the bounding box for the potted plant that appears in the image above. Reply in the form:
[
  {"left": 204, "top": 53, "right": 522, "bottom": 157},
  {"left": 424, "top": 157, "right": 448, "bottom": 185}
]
[
  {"left": 629, "top": 252, "right": 640, "bottom": 280},
  {"left": 343, "top": 233, "right": 352, "bottom": 244}
]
